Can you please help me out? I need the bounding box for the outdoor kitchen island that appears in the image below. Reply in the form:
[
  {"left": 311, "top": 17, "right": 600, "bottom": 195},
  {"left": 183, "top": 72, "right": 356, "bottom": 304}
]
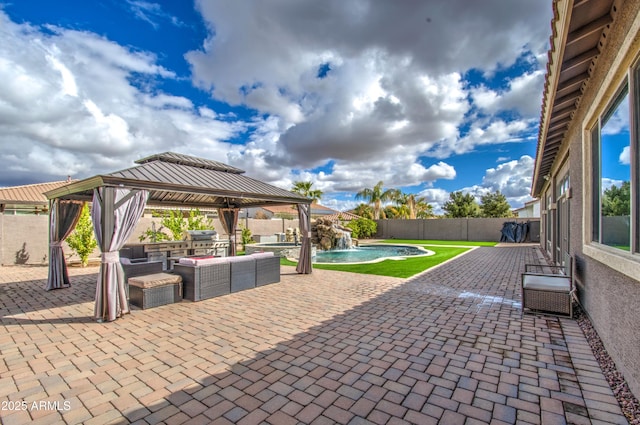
[{"left": 137, "top": 230, "right": 231, "bottom": 270}]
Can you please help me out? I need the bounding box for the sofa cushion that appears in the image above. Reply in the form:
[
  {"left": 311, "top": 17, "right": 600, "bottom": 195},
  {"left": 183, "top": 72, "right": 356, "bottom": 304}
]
[
  {"left": 178, "top": 256, "right": 226, "bottom": 266},
  {"left": 250, "top": 252, "right": 275, "bottom": 258},
  {"left": 129, "top": 273, "right": 182, "bottom": 288},
  {"left": 226, "top": 256, "right": 255, "bottom": 263},
  {"left": 523, "top": 274, "right": 571, "bottom": 292}
]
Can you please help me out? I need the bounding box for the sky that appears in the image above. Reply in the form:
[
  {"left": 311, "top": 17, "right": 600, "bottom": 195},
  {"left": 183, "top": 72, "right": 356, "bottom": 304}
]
[{"left": 0, "top": 0, "right": 554, "bottom": 214}]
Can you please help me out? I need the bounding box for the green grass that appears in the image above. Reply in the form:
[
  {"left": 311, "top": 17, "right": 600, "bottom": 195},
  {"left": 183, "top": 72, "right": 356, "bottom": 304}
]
[
  {"left": 382, "top": 239, "right": 497, "bottom": 247},
  {"left": 281, "top": 245, "right": 472, "bottom": 278}
]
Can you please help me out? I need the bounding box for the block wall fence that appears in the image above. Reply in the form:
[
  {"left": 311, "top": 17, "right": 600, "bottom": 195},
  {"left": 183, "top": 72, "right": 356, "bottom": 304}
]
[{"left": 0, "top": 214, "right": 539, "bottom": 266}]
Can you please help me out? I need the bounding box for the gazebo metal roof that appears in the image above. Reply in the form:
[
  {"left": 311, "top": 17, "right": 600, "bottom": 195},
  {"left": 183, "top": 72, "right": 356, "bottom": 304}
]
[{"left": 44, "top": 152, "right": 310, "bottom": 208}]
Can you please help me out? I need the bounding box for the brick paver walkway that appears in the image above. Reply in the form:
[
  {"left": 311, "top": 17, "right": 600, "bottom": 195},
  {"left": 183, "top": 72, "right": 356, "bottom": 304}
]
[{"left": 0, "top": 246, "right": 628, "bottom": 424}]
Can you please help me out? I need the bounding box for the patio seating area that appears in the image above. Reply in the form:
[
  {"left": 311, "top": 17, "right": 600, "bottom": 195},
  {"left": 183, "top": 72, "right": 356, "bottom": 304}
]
[{"left": 0, "top": 245, "right": 628, "bottom": 424}]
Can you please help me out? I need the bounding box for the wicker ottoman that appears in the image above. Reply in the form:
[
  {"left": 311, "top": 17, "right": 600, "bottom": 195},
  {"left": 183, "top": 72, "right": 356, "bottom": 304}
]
[{"left": 128, "top": 273, "right": 182, "bottom": 309}]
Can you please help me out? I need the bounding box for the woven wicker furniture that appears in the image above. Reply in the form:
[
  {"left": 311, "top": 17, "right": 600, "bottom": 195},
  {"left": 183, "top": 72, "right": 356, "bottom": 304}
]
[
  {"left": 128, "top": 273, "right": 183, "bottom": 309},
  {"left": 255, "top": 255, "right": 281, "bottom": 286},
  {"left": 228, "top": 256, "right": 257, "bottom": 293},
  {"left": 173, "top": 262, "right": 231, "bottom": 301},
  {"left": 121, "top": 260, "right": 164, "bottom": 280},
  {"left": 521, "top": 255, "right": 574, "bottom": 317},
  {"left": 172, "top": 252, "right": 280, "bottom": 300},
  {"left": 120, "top": 257, "right": 164, "bottom": 300}
]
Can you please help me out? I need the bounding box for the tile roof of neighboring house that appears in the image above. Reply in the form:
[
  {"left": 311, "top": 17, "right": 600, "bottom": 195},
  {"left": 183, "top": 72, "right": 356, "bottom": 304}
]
[
  {"left": 260, "top": 203, "right": 361, "bottom": 221},
  {"left": 262, "top": 202, "right": 337, "bottom": 215},
  {"left": 0, "top": 180, "right": 76, "bottom": 205},
  {"left": 261, "top": 204, "right": 301, "bottom": 215},
  {"left": 320, "top": 211, "right": 362, "bottom": 221}
]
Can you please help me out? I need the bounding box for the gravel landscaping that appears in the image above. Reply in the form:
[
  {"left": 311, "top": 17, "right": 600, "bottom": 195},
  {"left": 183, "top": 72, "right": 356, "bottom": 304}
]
[{"left": 576, "top": 306, "right": 640, "bottom": 424}]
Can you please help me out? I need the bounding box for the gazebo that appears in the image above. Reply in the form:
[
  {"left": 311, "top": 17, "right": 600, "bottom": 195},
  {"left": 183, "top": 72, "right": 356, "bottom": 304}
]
[{"left": 44, "top": 152, "right": 312, "bottom": 322}]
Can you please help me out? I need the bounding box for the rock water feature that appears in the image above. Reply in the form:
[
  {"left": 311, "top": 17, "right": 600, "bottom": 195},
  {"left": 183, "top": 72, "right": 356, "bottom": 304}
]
[{"left": 311, "top": 217, "right": 356, "bottom": 251}]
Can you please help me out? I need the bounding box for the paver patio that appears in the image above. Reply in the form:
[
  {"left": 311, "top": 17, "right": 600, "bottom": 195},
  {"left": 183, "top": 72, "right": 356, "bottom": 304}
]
[{"left": 0, "top": 245, "right": 628, "bottom": 424}]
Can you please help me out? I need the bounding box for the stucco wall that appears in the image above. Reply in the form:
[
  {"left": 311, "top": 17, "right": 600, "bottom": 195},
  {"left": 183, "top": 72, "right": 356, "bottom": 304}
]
[
  {"left": 0, "top": 215, "right": 301, "bottom": 266},
  {"left": 545, "top": 0, "right": 640, "bottom": 398},
  {"left": 1, "top": 214, "right": 53, "bottom": 265},
  {"left": 376, "top": 218, "right": 540, "bottom": 242},
  {"left": 1, "top": 213, "right": 541, "bottom": 266}
]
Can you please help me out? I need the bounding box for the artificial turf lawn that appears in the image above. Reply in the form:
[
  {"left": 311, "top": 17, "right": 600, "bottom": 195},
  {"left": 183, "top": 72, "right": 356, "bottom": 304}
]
[{"left": 281, "top": 244, "right": 472, "bottom": 278}]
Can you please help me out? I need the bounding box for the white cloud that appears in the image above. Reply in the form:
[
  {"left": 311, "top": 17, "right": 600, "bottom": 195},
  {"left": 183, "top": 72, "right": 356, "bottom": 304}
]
[
  {"left": 417, "top": 188, "right": 451, "bottom": 215},
  {"left": 619, "top": 146, "right": 630, "bottom": 165},
  {"left": 0, "top": 10, "right": 243, "bottom": 186},
  {"left": 601, "top": 97, "right": 629, "bottom": 136},
  {"left": 434, "top": 119, "right": 536, "bottom": 158},
  {"left": 0, "top": 0, "right": 552, "bottom": 210},
  {"left": 470, "top": 69, "right": 545, "bottom": 118},
  {"left": 186, "top": 0, "right": 551, "bottom": 185},
  {"left": 126, "top": 1, "right": 185, "bottom": 29},
  {"left": 466, "top": 155, "right": 535, "bottom": 207},
  {"left": 601, "top": 178, "right": 625, "bottom": 191}
]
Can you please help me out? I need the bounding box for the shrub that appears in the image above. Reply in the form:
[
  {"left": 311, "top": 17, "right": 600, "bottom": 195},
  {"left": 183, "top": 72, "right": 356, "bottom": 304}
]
[
  {"left": 346, "top": 218, "right": 377, "bottom": 239},
  {"left": 139, "top": 209, "right": 214, "bottom": 242},
  {"left": 240, "top": 225, "right": 254, "bottom": 249},
  {"left": 66, "top": 204, "right": 98, "bottom": 267},
  {"left": 186, "top": 208, "right": 215, "bottom": 231}
]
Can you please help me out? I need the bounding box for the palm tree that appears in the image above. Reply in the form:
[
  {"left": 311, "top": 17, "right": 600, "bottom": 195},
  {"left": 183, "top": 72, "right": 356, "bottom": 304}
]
[
  {"left": 393, "top": 192, "right": 433, "bottom": 219},
  {"left": 291, "top": 181, "right": 323, "bottom": 202},
  {"left": 406, "top": 193, "right": 433, "bottom": 219},
  {"left": 387, "top": 204, "right": 410, "bottom": 219},
  {"left": 352, "top": 203, "right": 374, "bottom": 219},
  {"left": 391, "top": 193, "right": 411, "bottom": 219},
  {"left": 355, "top": 181, "right": 400, "bottom": 219},
  {"left": 415, "top": 199, "right": 435, "bottom": 218}
]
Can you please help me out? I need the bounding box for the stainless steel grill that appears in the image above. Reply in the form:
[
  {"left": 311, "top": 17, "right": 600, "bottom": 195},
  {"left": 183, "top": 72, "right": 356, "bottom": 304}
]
[{"left": 183, "top": 230, "right": 218, "bottom": 241}]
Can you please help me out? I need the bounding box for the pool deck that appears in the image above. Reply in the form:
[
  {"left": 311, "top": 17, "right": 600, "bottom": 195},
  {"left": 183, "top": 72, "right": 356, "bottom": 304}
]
[{"left": 0, "top": 245, "right": 629, "bottom": 424}]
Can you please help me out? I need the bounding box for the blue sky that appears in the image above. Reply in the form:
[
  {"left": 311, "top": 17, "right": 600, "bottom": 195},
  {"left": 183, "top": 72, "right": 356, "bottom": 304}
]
[{"left": 0, "top": 0, "right": 554, "bottom": 213}]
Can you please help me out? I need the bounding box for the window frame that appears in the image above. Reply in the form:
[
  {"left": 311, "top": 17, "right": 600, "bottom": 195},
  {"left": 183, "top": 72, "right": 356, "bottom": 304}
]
[
  {"left": 584, "top": 56, "right": 640, "bottom": 278},
  {"left": 590, "top": 84, "right": 632, "bottom": 251}
]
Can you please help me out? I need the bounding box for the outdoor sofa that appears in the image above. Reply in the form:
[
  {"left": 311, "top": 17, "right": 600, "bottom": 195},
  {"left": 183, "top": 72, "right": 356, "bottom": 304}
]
[{"left": 173, "top": 252, "right": 280, "bottom": 302}]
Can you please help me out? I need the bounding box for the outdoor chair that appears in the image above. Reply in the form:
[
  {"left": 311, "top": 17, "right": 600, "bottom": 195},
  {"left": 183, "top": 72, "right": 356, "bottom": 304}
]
[
  {"left": 120, "top": 256, "right": 164, "bottom": 300},
  {"left": 521, "top": 253, "right": 574, "bottom": 318}
]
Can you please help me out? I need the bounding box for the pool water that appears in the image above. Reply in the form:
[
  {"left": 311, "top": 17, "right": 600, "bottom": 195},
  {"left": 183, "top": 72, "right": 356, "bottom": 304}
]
[{"left": 313, "top": 244, "right": 433, "bottom": 264}]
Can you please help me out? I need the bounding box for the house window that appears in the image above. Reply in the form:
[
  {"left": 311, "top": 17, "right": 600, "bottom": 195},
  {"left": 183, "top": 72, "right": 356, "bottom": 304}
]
[{"left": 591, "top": 82, "right": 634, "bottom": 252}]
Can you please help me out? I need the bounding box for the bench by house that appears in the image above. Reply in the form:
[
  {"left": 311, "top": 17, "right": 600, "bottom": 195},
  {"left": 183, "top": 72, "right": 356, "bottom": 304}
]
[{"left": 521, "top": 254, "right": 574, "bottom": 317}]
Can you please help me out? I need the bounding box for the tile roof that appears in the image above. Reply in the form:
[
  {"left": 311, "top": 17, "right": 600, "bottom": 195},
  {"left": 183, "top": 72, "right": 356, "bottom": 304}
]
[
  {"left": 263, "top": 202, "right": 338, "bottom": 215},
  {"left": 0, "top": 180, "right": 76, "bottom": 205},
  {"left": 320, "top": 211, "right": 362, "bottom": 221}
]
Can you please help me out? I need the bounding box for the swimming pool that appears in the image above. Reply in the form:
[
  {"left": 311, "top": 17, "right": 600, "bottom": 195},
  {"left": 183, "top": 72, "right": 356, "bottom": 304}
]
[{"left": 313, "top": 244, "right": 433, "bottom": 264}]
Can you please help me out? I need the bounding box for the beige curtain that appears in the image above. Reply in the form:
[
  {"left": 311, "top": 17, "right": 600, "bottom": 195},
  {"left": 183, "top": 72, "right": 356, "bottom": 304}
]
[
  {"left": 296, "top": 203, "right": 312, "bottom": 274},
  {"left": 217, "top": 208, "right": 239, "bottom": 256},
  {"left": 46, "top": 199, "right": 85, "bottom": 291},
  {"left": 92, "top": 187, "right": 148, "bottom": 322}
]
